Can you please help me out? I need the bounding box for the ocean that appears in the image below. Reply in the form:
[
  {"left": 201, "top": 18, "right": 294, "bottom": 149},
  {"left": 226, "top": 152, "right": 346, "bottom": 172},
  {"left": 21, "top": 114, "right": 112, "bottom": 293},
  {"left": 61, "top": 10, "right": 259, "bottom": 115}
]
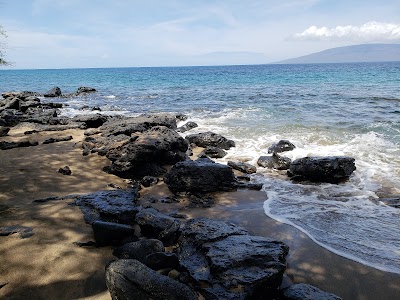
[{"left": 1, "top": 62, "right": 400, "bottom": 274}]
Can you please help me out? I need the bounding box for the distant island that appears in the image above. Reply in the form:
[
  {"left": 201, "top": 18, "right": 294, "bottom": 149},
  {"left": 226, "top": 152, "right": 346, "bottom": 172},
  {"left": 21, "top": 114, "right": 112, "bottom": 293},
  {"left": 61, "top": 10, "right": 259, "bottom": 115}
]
[{"left": 276, "top": 44, "right": 400, "bottom": 64}]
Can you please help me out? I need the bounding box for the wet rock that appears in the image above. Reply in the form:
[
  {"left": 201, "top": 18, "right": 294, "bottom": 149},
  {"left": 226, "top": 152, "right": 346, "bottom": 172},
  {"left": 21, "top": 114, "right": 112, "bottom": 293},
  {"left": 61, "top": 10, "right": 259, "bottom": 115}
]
[
  {"left": 141, "top": 176, "right": 159, "bottom": 187},
  {"left": 177, "top": 121, "right": 198, "bottom": 133},
  {"left": 283, "top": 283, "right": 342, "bottom": 300},
  {"left": 0, "top": 140, "right": 39, "bottom": 150},
  {"left": 0, "top": 225, "right": 34, "bottom": 238},
  {"left": 176, "top": 113, "right": 188, "bottom": 121},
  {"left": 19, "top": 98, "right": 41, "bottom": 112},
  {"left": 198, "top": 146, "right": 227, "bottom": 158},
  {"left": 379, "top": 197, "right": 400, "bottom": 208},
  {"left": 92, "top": 220, "right": 137, "bottom": 246},
  {"left": 0, "top": 110, "right": 21, "bottom": 126},
  {"left": 106, "top": 259, "right": 198, "bottom": 300},
  {"left": 74, "top": 189, "right": 140, "bottom": 225},
  {"left": 257, "top": 153, "right": 292, "bottom": 170},
  {"left": 288, "top": 156, "right": 356, "bottom": 183},
  {"left": 2, "top": 91, "right": 42, "bottom": 99},
  {"left": 235, "top": 181, "right": 263, "bottom": 190},
  {"left": 145, "top": 252, "right": 180, "bottom": 270},
  {"left": 58, "top": 166, "right": 72, "bottom": 175},
  {"left": 228, "top": 161, "right": 257, "bottom": 174},
  {"left": 43, "top": 136, "right": 73, "bottom": 144},
  {"left": 44, "top": 86, "right": 62, "bottom": 97},
  {"left": 135, "top": 208, "right": 180, "bottom": 245},
  {"left": 185, "top": 131, "right": 235, "bottom": 150},
  {"left": 76, "top": 86, "right": 96, "bottom": 94},
  {"left": 268, "top": 140, "right": 296, "bottom": 154},
  {"left": 164, "top": 159, "right": 237, "bottom": 193},
  {"left": 113, "top": 239, "right": 164, "bottom": 261},
  {"left": 0, "top": 126, "right": 10, "bottom": 136},
  {"left": 187, "top": 193, "right": 215, "bottom": 208},
  {"left": 105, "top": 126, "right": 188, "bottom": 178}
]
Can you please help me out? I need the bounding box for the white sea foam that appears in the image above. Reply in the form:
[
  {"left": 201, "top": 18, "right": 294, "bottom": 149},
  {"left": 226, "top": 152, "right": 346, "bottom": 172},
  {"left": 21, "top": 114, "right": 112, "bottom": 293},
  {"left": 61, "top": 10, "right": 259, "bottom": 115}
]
[{"left": 105, "top": 95, "right": 116, "bottom": 99}]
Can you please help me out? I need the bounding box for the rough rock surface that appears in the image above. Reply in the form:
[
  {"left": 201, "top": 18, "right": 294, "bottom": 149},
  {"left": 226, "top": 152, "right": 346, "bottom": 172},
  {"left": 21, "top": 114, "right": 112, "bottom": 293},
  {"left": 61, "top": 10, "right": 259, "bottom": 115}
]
[
  {"left": 177, "top": 121, "right": 198, "bottom": 133},
  {"left": 106, "top": 259, "right": 198, "bottom": 300},
  {"left": 288, "top": 156, "right": 356, "bottom": 183},
  {"left": 0, "top": 140, "right": 39, "bottom": 150},
  {"left": 58, "top": 166, "right": 72, "bottom": 175},
  {"left": 198, "top": 146, "right": 227, "bottom": 158},
  {"left": 113, "top": 239, "right": 164, "bottom": 261},
  {"left": 164, "top": 159, "right": 237, "bottom": 193},
  {"left": 283, "top": 283, "right": 342, "bottom": 300},
  {"left": 72, "top": 114, "right": 108, "bottom": 128},
  {"left": 257, "top": 154, "right": 292, "bottom": 170},
  {"left": 178, "top": 218, "right": 289, "bottom": 299},
  {"left": 227, "top": 161, "right": 257, "bottom": 174},
  {"left": 43, "top": 136, "right": 73, "bottom": 144},
  {"left": 44, "top": 86, "right": 62, "bottom": 97},
  {"left": 0, "top": 225, "right": 34, "bottom": 239},
  {"left": 268, "top": 140, "right": 296, "bottom": 154},
  {"left": 0, "top": 126, "right": 9, "bottom": 137},
  {"left": 74, "top": 189, "right": 140, "bottom": 225},
  {"left": 185, "top": 132, "right": 235, "bottom": 150}
]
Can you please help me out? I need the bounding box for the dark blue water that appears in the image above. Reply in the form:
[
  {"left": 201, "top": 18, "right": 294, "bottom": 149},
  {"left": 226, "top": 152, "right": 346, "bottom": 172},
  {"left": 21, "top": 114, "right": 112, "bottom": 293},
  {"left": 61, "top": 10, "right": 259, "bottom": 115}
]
[{"left": 1, "top": 62, "right": 400, "bottom": 273}]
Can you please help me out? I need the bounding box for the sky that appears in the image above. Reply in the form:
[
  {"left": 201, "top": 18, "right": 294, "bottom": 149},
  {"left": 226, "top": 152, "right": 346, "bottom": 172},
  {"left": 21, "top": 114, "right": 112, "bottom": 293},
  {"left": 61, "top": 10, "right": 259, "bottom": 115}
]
[{"left": 0, "top": 0, "right": 399, "bottom": 69}]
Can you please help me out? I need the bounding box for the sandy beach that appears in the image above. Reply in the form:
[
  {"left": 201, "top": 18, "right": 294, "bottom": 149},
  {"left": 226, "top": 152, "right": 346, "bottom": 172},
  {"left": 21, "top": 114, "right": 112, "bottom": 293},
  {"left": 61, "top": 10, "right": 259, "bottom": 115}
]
[{"left": 1, "top": 124, "right": 400, "bottom": 299}]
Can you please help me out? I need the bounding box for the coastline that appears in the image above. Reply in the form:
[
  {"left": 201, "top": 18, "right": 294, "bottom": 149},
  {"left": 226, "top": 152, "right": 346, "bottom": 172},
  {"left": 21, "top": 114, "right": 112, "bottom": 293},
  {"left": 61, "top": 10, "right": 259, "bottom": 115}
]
[{"left": 1, "top": 124, "right": 399, "bottom": 299}]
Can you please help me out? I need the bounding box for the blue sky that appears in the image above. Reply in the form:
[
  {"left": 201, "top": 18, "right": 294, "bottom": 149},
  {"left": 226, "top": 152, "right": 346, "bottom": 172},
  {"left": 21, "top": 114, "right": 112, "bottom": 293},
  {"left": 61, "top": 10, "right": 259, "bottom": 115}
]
[{"left": 1, "top": 0, "right": 399, "bottom": 69}]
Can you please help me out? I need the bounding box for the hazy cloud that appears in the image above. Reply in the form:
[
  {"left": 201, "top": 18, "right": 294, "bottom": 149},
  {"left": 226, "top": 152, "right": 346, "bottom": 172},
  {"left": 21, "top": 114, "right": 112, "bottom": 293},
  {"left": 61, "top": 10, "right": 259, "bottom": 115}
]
[{"left": 292, "top": 21, "right": 400, "bottom": 42}]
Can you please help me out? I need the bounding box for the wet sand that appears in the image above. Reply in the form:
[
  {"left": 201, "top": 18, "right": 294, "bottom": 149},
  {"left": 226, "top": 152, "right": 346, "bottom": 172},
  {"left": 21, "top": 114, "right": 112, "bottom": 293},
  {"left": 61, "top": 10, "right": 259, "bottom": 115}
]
[{"left": 1, "top": 125, "right": 399, "bottom": 299}]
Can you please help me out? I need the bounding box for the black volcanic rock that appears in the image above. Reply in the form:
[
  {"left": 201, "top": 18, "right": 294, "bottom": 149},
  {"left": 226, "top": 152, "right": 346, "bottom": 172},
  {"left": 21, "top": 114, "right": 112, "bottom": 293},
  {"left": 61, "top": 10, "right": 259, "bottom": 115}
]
[
  {"left": 257, "top": 154, "right": 292, "bottom": 170},
  {"left": 268, "top": 140, "right": 295, "bottom": 154},
  {"left": 92, "top": 220, "right": 137, "bottom": 246},
  {"left": 198, "top": 146, "right": 227, "bottom": 158},
  {"left": 177, "top": 121, "right": 198, "bottom": 133},
  {"left": 288, "top": 156, "right": 356, "bottom": 183},
  {"left": 44, "top": 86, "right": 62, "bottom": 97},
  {"left": 283, "top": 283, "right": 342, "bottom": 300},
  {"left": 185, "top": 132, "right": 235, "bottom": 150},
  {"left": 227, "top": 161, "right": 257, "bottom": 174},
  {"left": 113, "top": 239, "right": 164, "bottom": 261}
]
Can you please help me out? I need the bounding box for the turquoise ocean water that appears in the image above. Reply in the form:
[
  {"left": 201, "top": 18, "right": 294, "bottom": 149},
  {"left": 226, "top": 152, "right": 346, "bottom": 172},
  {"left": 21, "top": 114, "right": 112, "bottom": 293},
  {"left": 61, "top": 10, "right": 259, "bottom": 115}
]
[{"left": 1, "top": 62, "right": 400, "bottom": 273}]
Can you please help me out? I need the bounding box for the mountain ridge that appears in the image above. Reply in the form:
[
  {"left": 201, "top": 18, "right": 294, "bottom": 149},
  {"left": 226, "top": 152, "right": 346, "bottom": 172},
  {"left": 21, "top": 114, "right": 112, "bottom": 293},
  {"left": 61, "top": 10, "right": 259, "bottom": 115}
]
[{"left": 276, "top": 44, "right": 400, "bottom": 64}]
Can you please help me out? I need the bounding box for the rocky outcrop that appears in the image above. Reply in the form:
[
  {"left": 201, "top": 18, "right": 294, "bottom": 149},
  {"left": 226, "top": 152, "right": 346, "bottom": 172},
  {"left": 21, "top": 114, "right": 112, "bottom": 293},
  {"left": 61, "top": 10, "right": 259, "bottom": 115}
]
[
  {"left": 0, "top": 140, "right": 39, "bottom": 150},
  {"left": 283, "top": 283, "right": 342, "bottom": 300},
  {"left": 178, "top": 218, "right": 289, "bottom": 299},
  {"left": 288, "top": 156, "right": 356, "bottom": 183},
  {"left": 72, "top": 114, "right": 108, "bottom": 129},
  {"left": 44, "top": 86, "right": 62, "bottom": 97},
  {"left": 164, "top": 159, "right": 237, "bottom": 193},
  {"left": 106, "top": 259, "right": 198, "bottom": 300},
  {"left": 257, "top": 154, "right": 292, "bottom": 170},
  {"left": 177, "top": 121, "right": 198, "bottom": 133},
  {"left": 227, "top": 161, "right": 257, "bottom": 174},
  {"left": 185, "top": 132, "right": 235, "bottom": 150},
  {"left": 268, "top": 140, "right": 295, "bottom": 154}
]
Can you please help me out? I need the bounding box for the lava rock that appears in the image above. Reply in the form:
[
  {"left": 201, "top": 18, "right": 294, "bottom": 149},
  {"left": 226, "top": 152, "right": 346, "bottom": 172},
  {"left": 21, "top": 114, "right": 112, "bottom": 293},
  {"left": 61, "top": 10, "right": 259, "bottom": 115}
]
[
  {"left": 257, "top": 154, "right": 292, "bottom": 170},
  {"left": 177, "top": 121, "right": 198, "bottom": 133},
  {"left": 268, "top": 140, "right": 296, "bottom": 154},
  {"left": 198, "top": 146, "right": 227, "bottom": 158},
  {"left": 164, "top": 159, "right": 237, "bottom": 193},
  {"left": 106, "top": 259, "right": 198, "bottom": 300},
  {"left": 72, "top": 114, "right": 108, "bottom": 128},
  {"left": 0, "top": 127, "right": 10, "bottom": 137},
  {"left": 74, "top": 189, "right": 140, "bottom": 225},
  {"left": 288, "top": 156, "right": 356, "bottom": 183},
  {"left": 135, "top": 208, "right": 180, "bottom": 245},
  {"left": 227, "top": 161, "right": 257, "bottom": 174},
  {"left": 58, "top": 166, "right": 72, "bottom": 175},
  {"left": 141, "top": 176, "right": 159, "bottom": 187},
  {"left": 283, "top": 283, "right": 342, "bottom": 300},
  {"left": 76, "top": 86, "right": 97, "bottom": 94},
  {"left": 92, "top": 221, "right": 137, "bottom": 246},
  {"left": 185, "top": 131, "right": 235, "bottom": 150},
  {"left": 0, "top": 225, "right": 34, "bottom": 239},
  {"left": 0, "top": 140, "right": 39, "bottom": 150},
  {"left": 145, "top": 252, "right": 180, "bottom": 270},
  {"left": 113, "top": 239, "right": 164, "bottom": 261},
  {"left": 43, "top": 136, "right": 73, "bottom": 144},
  {"left": 44, "top": 86, "right": 62, "bottom": 97}
]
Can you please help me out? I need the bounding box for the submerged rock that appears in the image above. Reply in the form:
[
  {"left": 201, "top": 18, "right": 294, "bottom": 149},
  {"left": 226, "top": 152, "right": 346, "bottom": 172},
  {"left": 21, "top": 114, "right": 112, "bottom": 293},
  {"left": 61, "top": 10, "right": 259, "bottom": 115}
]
[
  {"left": 185, "top": 131, "right": 235, "bottom": 150},
  {"left": 283, "top": 283, "right": 342, "bottom": 300},
  {"left": 164, "top": 159, "right": 237, "bottom": 193},
  {"left": 288, "top": 156, "right": 356, "bottom": 183},
  {"left": 257, "top": 154, "right": 292, "bottom": 170},
  {"left": 106, "top": 259, "right": 198, "bottom": 300},
  {"left": 268, "top": 140, "right": 295, "bottom": 154}
]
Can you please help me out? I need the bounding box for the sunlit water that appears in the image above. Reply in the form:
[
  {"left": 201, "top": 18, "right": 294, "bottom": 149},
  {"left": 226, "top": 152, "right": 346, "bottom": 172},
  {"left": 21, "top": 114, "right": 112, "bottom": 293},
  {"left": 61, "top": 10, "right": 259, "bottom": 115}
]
[{"left": 1, "top": 62, "right": 400, "bottom": 273}]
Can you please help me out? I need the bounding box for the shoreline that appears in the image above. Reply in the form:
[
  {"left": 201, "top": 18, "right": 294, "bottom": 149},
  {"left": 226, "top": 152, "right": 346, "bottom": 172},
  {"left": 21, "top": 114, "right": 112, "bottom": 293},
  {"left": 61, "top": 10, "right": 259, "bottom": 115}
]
[{"left": 1, "top": 119, "right": 399, "bottom": 299}]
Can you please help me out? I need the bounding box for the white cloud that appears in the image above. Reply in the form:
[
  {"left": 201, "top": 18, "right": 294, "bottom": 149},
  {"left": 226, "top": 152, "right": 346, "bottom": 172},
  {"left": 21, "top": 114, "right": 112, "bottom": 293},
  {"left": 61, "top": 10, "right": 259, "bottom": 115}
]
[{"left": 292, "top": 21, "right": 400, "bottom": 42}]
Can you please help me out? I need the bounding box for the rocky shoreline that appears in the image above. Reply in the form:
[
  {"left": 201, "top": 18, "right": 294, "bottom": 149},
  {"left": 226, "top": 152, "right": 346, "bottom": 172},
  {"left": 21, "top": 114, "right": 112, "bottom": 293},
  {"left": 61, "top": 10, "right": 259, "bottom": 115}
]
[{"left": 0, "top": 86, "right": 371, "bottom": 299}]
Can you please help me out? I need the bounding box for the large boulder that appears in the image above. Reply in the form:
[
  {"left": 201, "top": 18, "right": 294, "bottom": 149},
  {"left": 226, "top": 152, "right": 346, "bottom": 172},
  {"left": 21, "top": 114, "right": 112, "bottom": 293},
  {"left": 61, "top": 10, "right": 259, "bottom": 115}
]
[
  {"left": 185, "top": 132, "right": 235, "bottom": 150},
  {"left": 288, "top": 156, "right": 356, "bottom": 183},
  {"left": 105, "top": 126, "right": 188, "bottom": 178},
  {"left": 92, "top": 221, "right": 137, "bottom": 246},
  {"left": 257, "top": 154, "right": 292, "bottom": 170},
  {"left": 113, "top": 239, "right": 164, "bottom": 261},
  {"left": 268, "top": 140, "right": 295, "bottom": 154},
  {"left": 164, "top": 159, "right": 237, "bottom": 193},
  {"left": 106, "top": 259, "right": 198, "bottom": 300},
  {"left": 74, "top": 189, "right": 140, "bottom": 225},
  {"left": 283, "top": 283, "right": 342, "bottom": 300},
  {"left": 178, "top": 218, "right": 289, "bottom": 299}
]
